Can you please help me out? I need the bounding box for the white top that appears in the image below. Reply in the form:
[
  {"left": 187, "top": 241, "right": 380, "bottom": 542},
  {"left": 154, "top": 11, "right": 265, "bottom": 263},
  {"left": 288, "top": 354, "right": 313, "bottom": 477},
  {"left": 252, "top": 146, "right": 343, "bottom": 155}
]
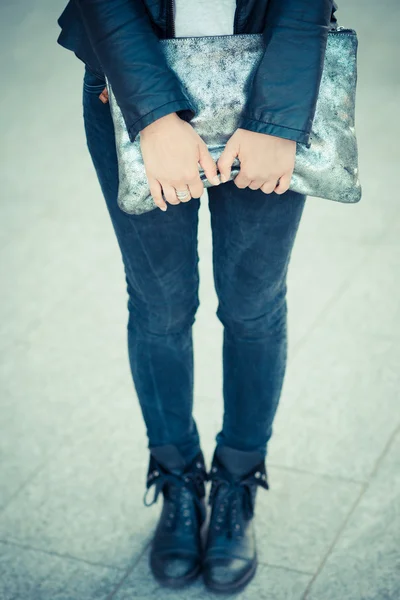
[{"left": 173, "top": 0, "right": 236, "bottom": 37}]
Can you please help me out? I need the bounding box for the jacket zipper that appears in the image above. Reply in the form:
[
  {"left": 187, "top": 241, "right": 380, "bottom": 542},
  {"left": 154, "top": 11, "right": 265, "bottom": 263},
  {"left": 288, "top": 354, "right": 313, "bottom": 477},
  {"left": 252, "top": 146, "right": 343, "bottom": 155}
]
[
  {"left": 233, "top": 0, "right": 243, "bottom": 34},
  {"left": 167, "top": 0, "right": 175, "bottom": 38}
]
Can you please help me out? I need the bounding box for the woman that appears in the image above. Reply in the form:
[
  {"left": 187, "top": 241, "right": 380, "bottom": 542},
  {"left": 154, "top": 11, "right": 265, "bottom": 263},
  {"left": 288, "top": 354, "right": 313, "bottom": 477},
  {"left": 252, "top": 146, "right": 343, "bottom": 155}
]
[{"left": 57, "top": 0, "right": 337, "bottom": 593}]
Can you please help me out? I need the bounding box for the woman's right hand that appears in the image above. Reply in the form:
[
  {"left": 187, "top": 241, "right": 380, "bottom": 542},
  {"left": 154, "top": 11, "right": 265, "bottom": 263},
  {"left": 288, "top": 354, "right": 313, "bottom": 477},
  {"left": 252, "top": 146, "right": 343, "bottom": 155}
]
[{"left": 140, "top": 112, "right": 221, "bottom": 211}]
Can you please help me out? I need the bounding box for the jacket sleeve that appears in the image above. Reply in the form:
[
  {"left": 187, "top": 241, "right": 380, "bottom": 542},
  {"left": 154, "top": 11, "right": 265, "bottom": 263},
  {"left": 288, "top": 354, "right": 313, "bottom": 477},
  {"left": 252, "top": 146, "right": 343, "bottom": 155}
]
[
  {"left": 76, "top": 0, "right": 196, "bottom": 143},
  {"left": 237, "top": 0, "right": 334, "bottom": 145}
]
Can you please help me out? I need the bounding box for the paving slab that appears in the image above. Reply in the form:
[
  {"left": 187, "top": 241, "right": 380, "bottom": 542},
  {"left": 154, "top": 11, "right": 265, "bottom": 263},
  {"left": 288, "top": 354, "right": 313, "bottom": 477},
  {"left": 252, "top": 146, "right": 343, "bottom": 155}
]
[
  {"left": 317, "top": 241, "right": 400, "bottom": 338},
  {"left": 111, "top": 545, "right": 311, "bottom": 600},
  {"left": 0, "top": 541, "right": 122, "bottom": 600},
  {"left": 0, "top": 409, "right": 156, "bottom": 570},
  {"left": 0, "top": 256, "right": 130, "bottom": 510},
  {"left": 268, "top": 326, "right": 400, "bottom": 481},
  {"left": 0, "top": 410, "right": 361, "bottom": 577},
  {"left": 307, "top": 430, "right": 400, "bottom": 600}
]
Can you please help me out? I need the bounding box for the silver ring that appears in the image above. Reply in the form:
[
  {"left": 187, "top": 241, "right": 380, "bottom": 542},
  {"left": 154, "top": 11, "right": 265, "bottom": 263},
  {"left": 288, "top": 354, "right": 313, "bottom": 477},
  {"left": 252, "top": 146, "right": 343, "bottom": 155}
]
[{"left": 175, "top": 188, "right": 190, "bottom": 200}]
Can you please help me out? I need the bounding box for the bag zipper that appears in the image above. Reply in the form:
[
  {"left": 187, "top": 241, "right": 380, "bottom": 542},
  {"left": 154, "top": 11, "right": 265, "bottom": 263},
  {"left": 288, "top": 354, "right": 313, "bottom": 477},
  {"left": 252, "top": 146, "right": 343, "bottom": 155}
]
[{"left": 331, "top": 26, "right": 356, "bottom": 34}]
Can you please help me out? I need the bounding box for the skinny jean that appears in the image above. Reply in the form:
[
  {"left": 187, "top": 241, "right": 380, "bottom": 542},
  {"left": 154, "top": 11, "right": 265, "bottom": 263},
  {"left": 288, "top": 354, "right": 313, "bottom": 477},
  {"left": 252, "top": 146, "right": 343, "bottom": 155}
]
[{"left": 82, "top": 65, "right": 307, "bottom": 466}]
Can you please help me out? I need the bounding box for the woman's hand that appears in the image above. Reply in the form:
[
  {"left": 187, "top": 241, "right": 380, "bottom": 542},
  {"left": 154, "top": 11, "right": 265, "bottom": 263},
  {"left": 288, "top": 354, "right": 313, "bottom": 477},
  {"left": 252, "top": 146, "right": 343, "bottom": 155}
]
[
  {"left": 217, "top": 128, "right": 296, "bottom": 195},
  {"left": 99, "top": 87, "right": 109, "bottom": 103},
  {"left": 140, "top": 113, "right": 220, "bottom": 211}
]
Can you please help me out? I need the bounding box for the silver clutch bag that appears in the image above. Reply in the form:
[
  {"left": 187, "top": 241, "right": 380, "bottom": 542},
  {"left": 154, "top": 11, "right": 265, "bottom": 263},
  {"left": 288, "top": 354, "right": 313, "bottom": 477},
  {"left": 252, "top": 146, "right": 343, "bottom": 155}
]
[{"left": 106, "top": 27, "right": 361, "bottom": 216}]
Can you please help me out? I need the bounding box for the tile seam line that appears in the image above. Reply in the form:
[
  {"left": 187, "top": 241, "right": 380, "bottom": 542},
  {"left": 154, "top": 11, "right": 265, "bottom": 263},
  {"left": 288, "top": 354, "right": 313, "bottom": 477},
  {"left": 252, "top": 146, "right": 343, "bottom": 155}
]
[
  {"left": 0, "top": 378, "right": 133, "bottom": 514},
  {"left": 0, "top": 459, "right": 50, "bottom": 518},
  {"left": 267, "top": 462, "right": 367, "bottom": 486},
  {"left": 0, "top": 538, "right": 126, "bottom": 572},
  {"left": 106, "top": 537, "right": 153, "bottom": 599},
  {"left": 368, "top": 422, "right": 400, "bottom": 480},
  {"left": 301, "top": 481, "right": 369, "bottom": 600},
  {"left": 256, "top": 560, "right": 314, "bottom": 576},
  {"left": 300, "top": 392, "right": 400, "bottom": 597},
  {"left": 301, "top": 425, "right": 400, "bottom": 599}
]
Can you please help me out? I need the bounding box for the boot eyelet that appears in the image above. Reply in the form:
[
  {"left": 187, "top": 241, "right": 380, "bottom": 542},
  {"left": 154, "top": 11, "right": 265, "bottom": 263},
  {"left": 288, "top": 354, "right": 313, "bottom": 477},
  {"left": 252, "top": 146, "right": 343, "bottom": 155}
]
[
  {"left": 153, "top": 470, "right": 159, "bottom": 476},
  {"left": 196, "top": 462, "right": 202, "bottom": 468},
  {"left": 185, "top": 519, "right": 191, "bottom": 526},
  {"left": 211, "top": 467, "right": 217, "bottom": 473},
  {"left": 255, "top": 472, "right": 261, "bottom": 479}
]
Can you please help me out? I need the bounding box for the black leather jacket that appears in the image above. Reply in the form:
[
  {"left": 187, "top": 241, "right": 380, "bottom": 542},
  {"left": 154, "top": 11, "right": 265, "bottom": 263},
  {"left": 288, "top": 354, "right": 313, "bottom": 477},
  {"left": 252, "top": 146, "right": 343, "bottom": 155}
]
[{"left": 57, "top": 0, "right": 338, "bottom": 145}]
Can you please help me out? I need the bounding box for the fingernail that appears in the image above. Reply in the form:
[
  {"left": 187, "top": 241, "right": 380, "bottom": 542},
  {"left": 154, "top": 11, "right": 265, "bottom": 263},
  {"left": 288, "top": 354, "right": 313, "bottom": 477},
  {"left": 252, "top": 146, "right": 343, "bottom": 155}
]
[
  {"left": 220, "top": 174, "right": 228, "bottom": 183},
  {"left": 160, "top": 204, "right": 167, "bottom": 212},
  {"left": 211, "top": 175, "right": 220, "bottom": 185}
]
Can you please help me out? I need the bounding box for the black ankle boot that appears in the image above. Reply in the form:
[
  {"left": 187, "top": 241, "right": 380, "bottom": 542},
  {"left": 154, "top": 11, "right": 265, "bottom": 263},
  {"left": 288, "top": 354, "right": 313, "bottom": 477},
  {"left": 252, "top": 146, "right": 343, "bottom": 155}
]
[
  {"left": 143, "top": 445, "right": 208, "bottom": 588},
  {"left": 202, "top": 445, "right": 269, "bottom": 594}
]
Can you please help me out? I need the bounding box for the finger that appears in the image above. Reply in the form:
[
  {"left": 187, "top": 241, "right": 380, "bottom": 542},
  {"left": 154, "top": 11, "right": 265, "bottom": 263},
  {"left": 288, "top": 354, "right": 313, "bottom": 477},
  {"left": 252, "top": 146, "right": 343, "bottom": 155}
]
[
  {"left": 175, "top": 184, "right": 192, "bottom": 203},
  {"left": 162, "top": 183, "right": 182, "bottom": 205},
  {"left": 186, "top": 175, "right": 204, "bottom": 199},
  {"left": 217, "top": 139, "right": 238, "bottom": 183},
  {"left": 149, "top": 179, "right": 168, "bottom": 211},
  {"left": 274, "top": 173, "right": 292, "bottom": 195},
  {"left": 198, "top": 143, "right": 220, "bottom": 186},
  {"left": 248, "top": 179, "right": 265, "bottom": 191},
  {"left": 99, "top": 87, "right": 109, "bottom": 104},
  {"left": 234, "top": 168, "right": 252, "bottom": 189},
  {"left": 260, "top": 179, "right": 277, "bottom": 195}
]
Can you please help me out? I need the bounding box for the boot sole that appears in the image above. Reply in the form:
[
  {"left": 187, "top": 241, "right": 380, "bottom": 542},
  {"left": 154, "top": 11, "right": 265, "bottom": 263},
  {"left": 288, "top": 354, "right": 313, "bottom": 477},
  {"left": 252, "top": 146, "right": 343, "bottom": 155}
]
[
  {"left": 150, "top": 557, "right": 202, "bottom": 589},
  {"left": 203, "top": 556, "right": 258, "bottom": 594}
]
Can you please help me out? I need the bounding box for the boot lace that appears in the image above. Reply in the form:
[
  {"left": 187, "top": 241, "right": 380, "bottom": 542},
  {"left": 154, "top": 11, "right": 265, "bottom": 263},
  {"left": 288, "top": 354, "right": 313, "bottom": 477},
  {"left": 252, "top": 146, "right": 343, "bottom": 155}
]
[
  {"left": 208, "top": 465, "right": 269, "bottom": 539},
  {"left": 142, "top": 460, "right": 208, "bottom": 531}
]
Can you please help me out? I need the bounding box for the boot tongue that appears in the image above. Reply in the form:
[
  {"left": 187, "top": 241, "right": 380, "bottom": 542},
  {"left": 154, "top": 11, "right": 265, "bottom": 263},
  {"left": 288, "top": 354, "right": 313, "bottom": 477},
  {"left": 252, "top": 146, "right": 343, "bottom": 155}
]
[
  {"left": 150, "top": 444, "right": 187, "bottom": 475},
  {"left": 215, "top": 445, "right": 264, "bottom": 478}
]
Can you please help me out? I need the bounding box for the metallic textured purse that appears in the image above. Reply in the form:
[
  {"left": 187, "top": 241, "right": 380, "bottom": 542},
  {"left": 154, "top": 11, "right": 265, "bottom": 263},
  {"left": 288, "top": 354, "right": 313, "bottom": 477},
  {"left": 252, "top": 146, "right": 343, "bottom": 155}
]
[{"left": 106, "top": 27, "right": 361, "bottom": 216}]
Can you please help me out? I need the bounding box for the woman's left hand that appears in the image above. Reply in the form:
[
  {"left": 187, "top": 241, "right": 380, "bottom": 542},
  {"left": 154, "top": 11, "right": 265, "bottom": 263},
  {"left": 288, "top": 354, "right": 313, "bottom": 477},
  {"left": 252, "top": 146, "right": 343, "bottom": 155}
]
[{"left": 217, "top": 128, "right": 296, "bottom": 195}]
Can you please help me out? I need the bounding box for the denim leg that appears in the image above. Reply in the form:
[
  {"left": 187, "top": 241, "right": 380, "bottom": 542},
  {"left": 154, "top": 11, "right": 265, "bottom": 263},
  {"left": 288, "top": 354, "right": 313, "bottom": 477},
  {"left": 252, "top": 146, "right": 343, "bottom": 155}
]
[
  {"left": 81, "top": 66, "right": 202, "bottom": 465},
  {"left": 208, "top": 180, "right": 307, "bottom": 459}
]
